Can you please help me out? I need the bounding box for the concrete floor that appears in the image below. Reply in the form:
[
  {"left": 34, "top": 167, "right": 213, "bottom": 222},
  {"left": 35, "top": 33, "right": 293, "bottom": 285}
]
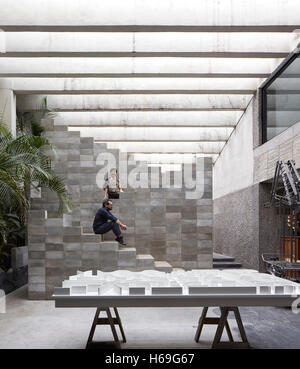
[{"left": 0, "top": 285, "right": 299, "bottom": 349}]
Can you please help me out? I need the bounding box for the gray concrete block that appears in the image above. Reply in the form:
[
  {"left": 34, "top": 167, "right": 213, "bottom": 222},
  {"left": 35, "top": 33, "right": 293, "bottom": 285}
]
[
  {"left": 45, "top": 226, "right": 64, "bottom": 235},
  {"left": 46, "top": 235, "right": 63, "bottom": 244},
  {"left": 197, "top": 254, "right": 212, "bottom": 262},
  {"left": 29, "top": 234, "right": 46, "bottom": 243},
  {"left": 166, "top": 233, "right": 181, "bottom": 241},
  {"left": 81, "top": 243, "right": 99, "bottom": 251},
  {"left": 29, "top": 210, "right": 47, "bottom": 219},
  {"left": 64, "top": 243, "right": 81, "bottom": 251},
  {"left": 11, "top": 246, "right": 28, "bottom": 269},
  {"left": 166, "top": 240, "right": 181, "bottom": 248},
  {"left": 182, "top": 261, "right": 198, "bottom": 270},
  {"left": 65, "top": 259, "right": 82, "bottom": 268},
  {"left": 197, "top": 233, "right": 212, "bottom": 240},
  {"left": 63, "top": 227, "right": 82, "bottom": 235},
  {"left": 197, "top": 261, "right": 212, "bottom": 269},
  {"left": 29, "top": 251, "right": 46, "bottom": 259},
  {"left": 45, "top": 251, "right": 64, "bottom": 259},
  {"left": 99, "top": 251, "right": 118, "bottom": 267},
  {"left": 28, "top": 283, "right": 46, "bottom": 293},
  {"left": 136, "top": 254, "right": 154, "bottom": 267},
  {"left": 45, "top": 242, "right": 63, "bottom": 251},
  {"left": 82, "top": 251, "right": 99, "bottom": 260},
  {"left": 29, "top": 243, "right": 46, "bottom": 252},
  {"left": 46, "top": 259, "right": 64, "bottom": 268},
  {"left": 154, "top": 261, "right": 172, "bottom": 273},
  {"left": 99, "top": 241, "right": 118, "bottom": 251},
  {"left": 198, "top": 240, "right": 213, "bottom": 249},
  {"left": 65, "top": 250, "right": 81, "bottom": 259},
  {"left": 118, "top": 248, "right": 136, "bottom": 267},
  {"left": 29, "top": 275, "right": 45, "bottom": 284}
]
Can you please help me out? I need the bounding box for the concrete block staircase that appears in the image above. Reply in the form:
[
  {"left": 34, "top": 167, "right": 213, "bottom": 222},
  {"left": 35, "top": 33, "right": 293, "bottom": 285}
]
[
  {"left": 98, "top": 240, "right": 172, "bottom": 272},
  {"left": 213, "top": 253, "right": 242, "bottom": 269},
  {"left": 28, "top": 121, "right": 175, "bottom": 278}
]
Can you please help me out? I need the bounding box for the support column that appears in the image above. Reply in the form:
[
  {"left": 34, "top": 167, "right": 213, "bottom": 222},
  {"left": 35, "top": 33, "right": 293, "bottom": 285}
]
[{"left": 0, "top": 80, "right": 16, "bottom": 136}]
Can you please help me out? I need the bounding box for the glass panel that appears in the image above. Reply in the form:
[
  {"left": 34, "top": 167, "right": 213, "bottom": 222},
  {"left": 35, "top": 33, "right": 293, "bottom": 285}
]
[{"left": 265, "top": 54, "right": 300, "bottom": 141}]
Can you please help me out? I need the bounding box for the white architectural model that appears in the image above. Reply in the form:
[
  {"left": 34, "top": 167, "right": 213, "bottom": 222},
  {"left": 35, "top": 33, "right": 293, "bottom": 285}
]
[{"left": 54, "top": 269, "right": 300, "bottom": 296}]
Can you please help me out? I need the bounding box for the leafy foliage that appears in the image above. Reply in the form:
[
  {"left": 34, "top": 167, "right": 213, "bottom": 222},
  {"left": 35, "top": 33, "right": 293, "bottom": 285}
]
[
  {"left": 17, "top": 97, "right": 56, "bottom": 136},
  {"left": 0, "top": 102, "right": 72, "bottom": 271}
]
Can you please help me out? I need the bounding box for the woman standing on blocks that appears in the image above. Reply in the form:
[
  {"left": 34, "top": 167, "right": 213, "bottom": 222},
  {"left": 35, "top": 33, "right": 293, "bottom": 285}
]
[{"left": 103, "top": 168, "right": 123, "bottom": 200}]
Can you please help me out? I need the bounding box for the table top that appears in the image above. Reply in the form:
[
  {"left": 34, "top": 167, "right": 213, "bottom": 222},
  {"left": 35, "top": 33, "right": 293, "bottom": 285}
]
[
  {"left": 53, "top": 268, "right": 300, "bottom": 308},
  {"left": 53, "top": 293, "right": 300, "bottom": 308}
]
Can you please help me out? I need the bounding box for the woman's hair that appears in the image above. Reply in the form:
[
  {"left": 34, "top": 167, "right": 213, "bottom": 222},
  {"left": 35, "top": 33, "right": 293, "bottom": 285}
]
[{"left": 105, "top": 168, "right": 118, "bottom": 181}]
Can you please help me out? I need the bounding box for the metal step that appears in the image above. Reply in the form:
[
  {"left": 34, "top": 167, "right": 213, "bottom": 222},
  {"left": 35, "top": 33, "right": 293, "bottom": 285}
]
[
  {"left": 213, "top": 261, "right": 242, "bottom": 269},
  {"left": 213, "top": 252, "right": 235, "bottom": 262}
]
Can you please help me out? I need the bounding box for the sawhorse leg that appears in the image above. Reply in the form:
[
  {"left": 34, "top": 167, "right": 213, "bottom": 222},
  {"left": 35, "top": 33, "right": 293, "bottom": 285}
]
[
  {"left": 86, "top": 307, "right": 126, "bottom": 348},
  {"left": 212, "top": 307, "right": 250, "bottom": 349},
  {"left": 195, "top": 306, "right": 250, "bottom": 349},
  {"left": 195, "top": 307, "right": 233, "bottom": 343}
]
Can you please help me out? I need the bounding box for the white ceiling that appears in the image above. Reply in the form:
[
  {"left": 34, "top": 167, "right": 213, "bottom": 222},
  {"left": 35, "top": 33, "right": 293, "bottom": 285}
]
[{"left": 1, "top": 0, "right": 300, "bottom": 161}]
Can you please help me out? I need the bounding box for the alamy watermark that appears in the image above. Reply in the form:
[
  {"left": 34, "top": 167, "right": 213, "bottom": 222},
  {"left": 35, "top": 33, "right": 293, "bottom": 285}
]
[
  {"left": 95, "top": 151, "right": 207, "bottom": 199},
  {"left": 291, "top": 295, "right": 300, "bottom": 314},
  {"left": 292, "top": 29, "right": 300, "bottom": 53}
]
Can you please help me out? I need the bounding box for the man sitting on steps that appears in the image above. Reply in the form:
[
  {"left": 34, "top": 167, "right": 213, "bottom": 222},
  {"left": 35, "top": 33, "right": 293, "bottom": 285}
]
[{"left": 93, "top": 199, "right": 127, "bottom": 246}]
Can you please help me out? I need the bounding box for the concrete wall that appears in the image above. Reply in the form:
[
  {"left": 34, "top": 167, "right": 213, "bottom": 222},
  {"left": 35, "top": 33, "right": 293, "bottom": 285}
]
[
  {"left": 213, "top": 97, "right": 256, "bottom": 267},
  {"left": 213, "top": 91, "right": 298, "bottom": 271},
  {"left": 214, "top": 184, "right": 260, "bottom": 269},
  {"left": 213, "top": 98, "right": 254, "bottom": 200},
  {"left": 0, "top": 80, "right": 16, "bottom": 135},
  {"left": 213, "top": 95, "right": 262, "bottom": 269},
  {"left": 28, "top": 119, "right": 213, "bottom": 299}
]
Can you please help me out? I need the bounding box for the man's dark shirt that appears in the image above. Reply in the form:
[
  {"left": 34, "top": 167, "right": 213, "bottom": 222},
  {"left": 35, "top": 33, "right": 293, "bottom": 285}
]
[{"left": 93, "top": 207, "right": 118, "bottom": 232}]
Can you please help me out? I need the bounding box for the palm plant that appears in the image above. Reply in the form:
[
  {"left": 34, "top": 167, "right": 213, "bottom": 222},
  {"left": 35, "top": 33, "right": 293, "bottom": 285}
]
[
  {"left": 0, "top": 213, "right": 24, "bottom": 272},
  {"left": 17, "top": 97, "right": 56, "bottom": 136},
  {"left": 0, "top": 117, "right": 72, "bottom": 271}
]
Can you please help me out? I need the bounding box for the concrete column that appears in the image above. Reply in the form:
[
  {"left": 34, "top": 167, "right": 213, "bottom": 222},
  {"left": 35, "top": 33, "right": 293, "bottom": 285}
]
[{"left": 0, "top": 80, "right": 16, "bottom": 136}]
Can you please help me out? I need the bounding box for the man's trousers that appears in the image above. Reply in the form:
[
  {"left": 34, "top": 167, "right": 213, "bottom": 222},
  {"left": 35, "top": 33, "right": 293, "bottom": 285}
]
[{"left": 94, "top": 221, "right": 121, "bottom": 237}]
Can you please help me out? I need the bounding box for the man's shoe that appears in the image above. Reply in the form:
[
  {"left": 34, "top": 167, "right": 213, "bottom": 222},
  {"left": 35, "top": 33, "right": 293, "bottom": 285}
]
[{"left": 115, "top": 236, "right": 126, "bottom": 246}]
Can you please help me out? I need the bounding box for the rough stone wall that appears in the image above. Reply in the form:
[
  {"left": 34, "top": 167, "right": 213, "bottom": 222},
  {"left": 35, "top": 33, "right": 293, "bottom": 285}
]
[
  {"left": 213, "top": 184, "right": 260, "bottom": 270},
  {"left": 213, "top": 182, "right": 282, "bottom": 272},
  {"left": 28, "top": 119, "right": 213, "bottom": 299}
]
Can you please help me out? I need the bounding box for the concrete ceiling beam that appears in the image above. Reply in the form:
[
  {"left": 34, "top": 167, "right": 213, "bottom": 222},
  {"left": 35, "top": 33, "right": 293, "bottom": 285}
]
[
  {"left": 0, "top": 57, "right": 283, "bottom": 77},
  {"left": 52, "top": 111, "right": 242, "bottom": 127},
  {"left": 0, "top": 0, "right": 299, "bottom": 27}
]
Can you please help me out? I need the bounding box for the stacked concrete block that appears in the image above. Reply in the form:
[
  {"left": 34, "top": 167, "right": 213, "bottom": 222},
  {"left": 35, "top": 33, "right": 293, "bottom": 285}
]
[
  {"left": 96, "top": 242, "right": 165, "bottom": 272},
  {"left": 154, "top": 261, "right": 173, "bottom": 273},
  {"left": 136, "top": 254, "right": 154, "bottom": 269},
  {"left": 28, "top": 209, "right": 47, "bottom": 299},
  {"left": 118, "top": 248, "right": 136, "bottom": 267},
  {"left": 28, "top": 119, "right": 213, "bottom": 299},
  {"left": 11, "top": 246, "right": 28, "bottom": 269}
]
